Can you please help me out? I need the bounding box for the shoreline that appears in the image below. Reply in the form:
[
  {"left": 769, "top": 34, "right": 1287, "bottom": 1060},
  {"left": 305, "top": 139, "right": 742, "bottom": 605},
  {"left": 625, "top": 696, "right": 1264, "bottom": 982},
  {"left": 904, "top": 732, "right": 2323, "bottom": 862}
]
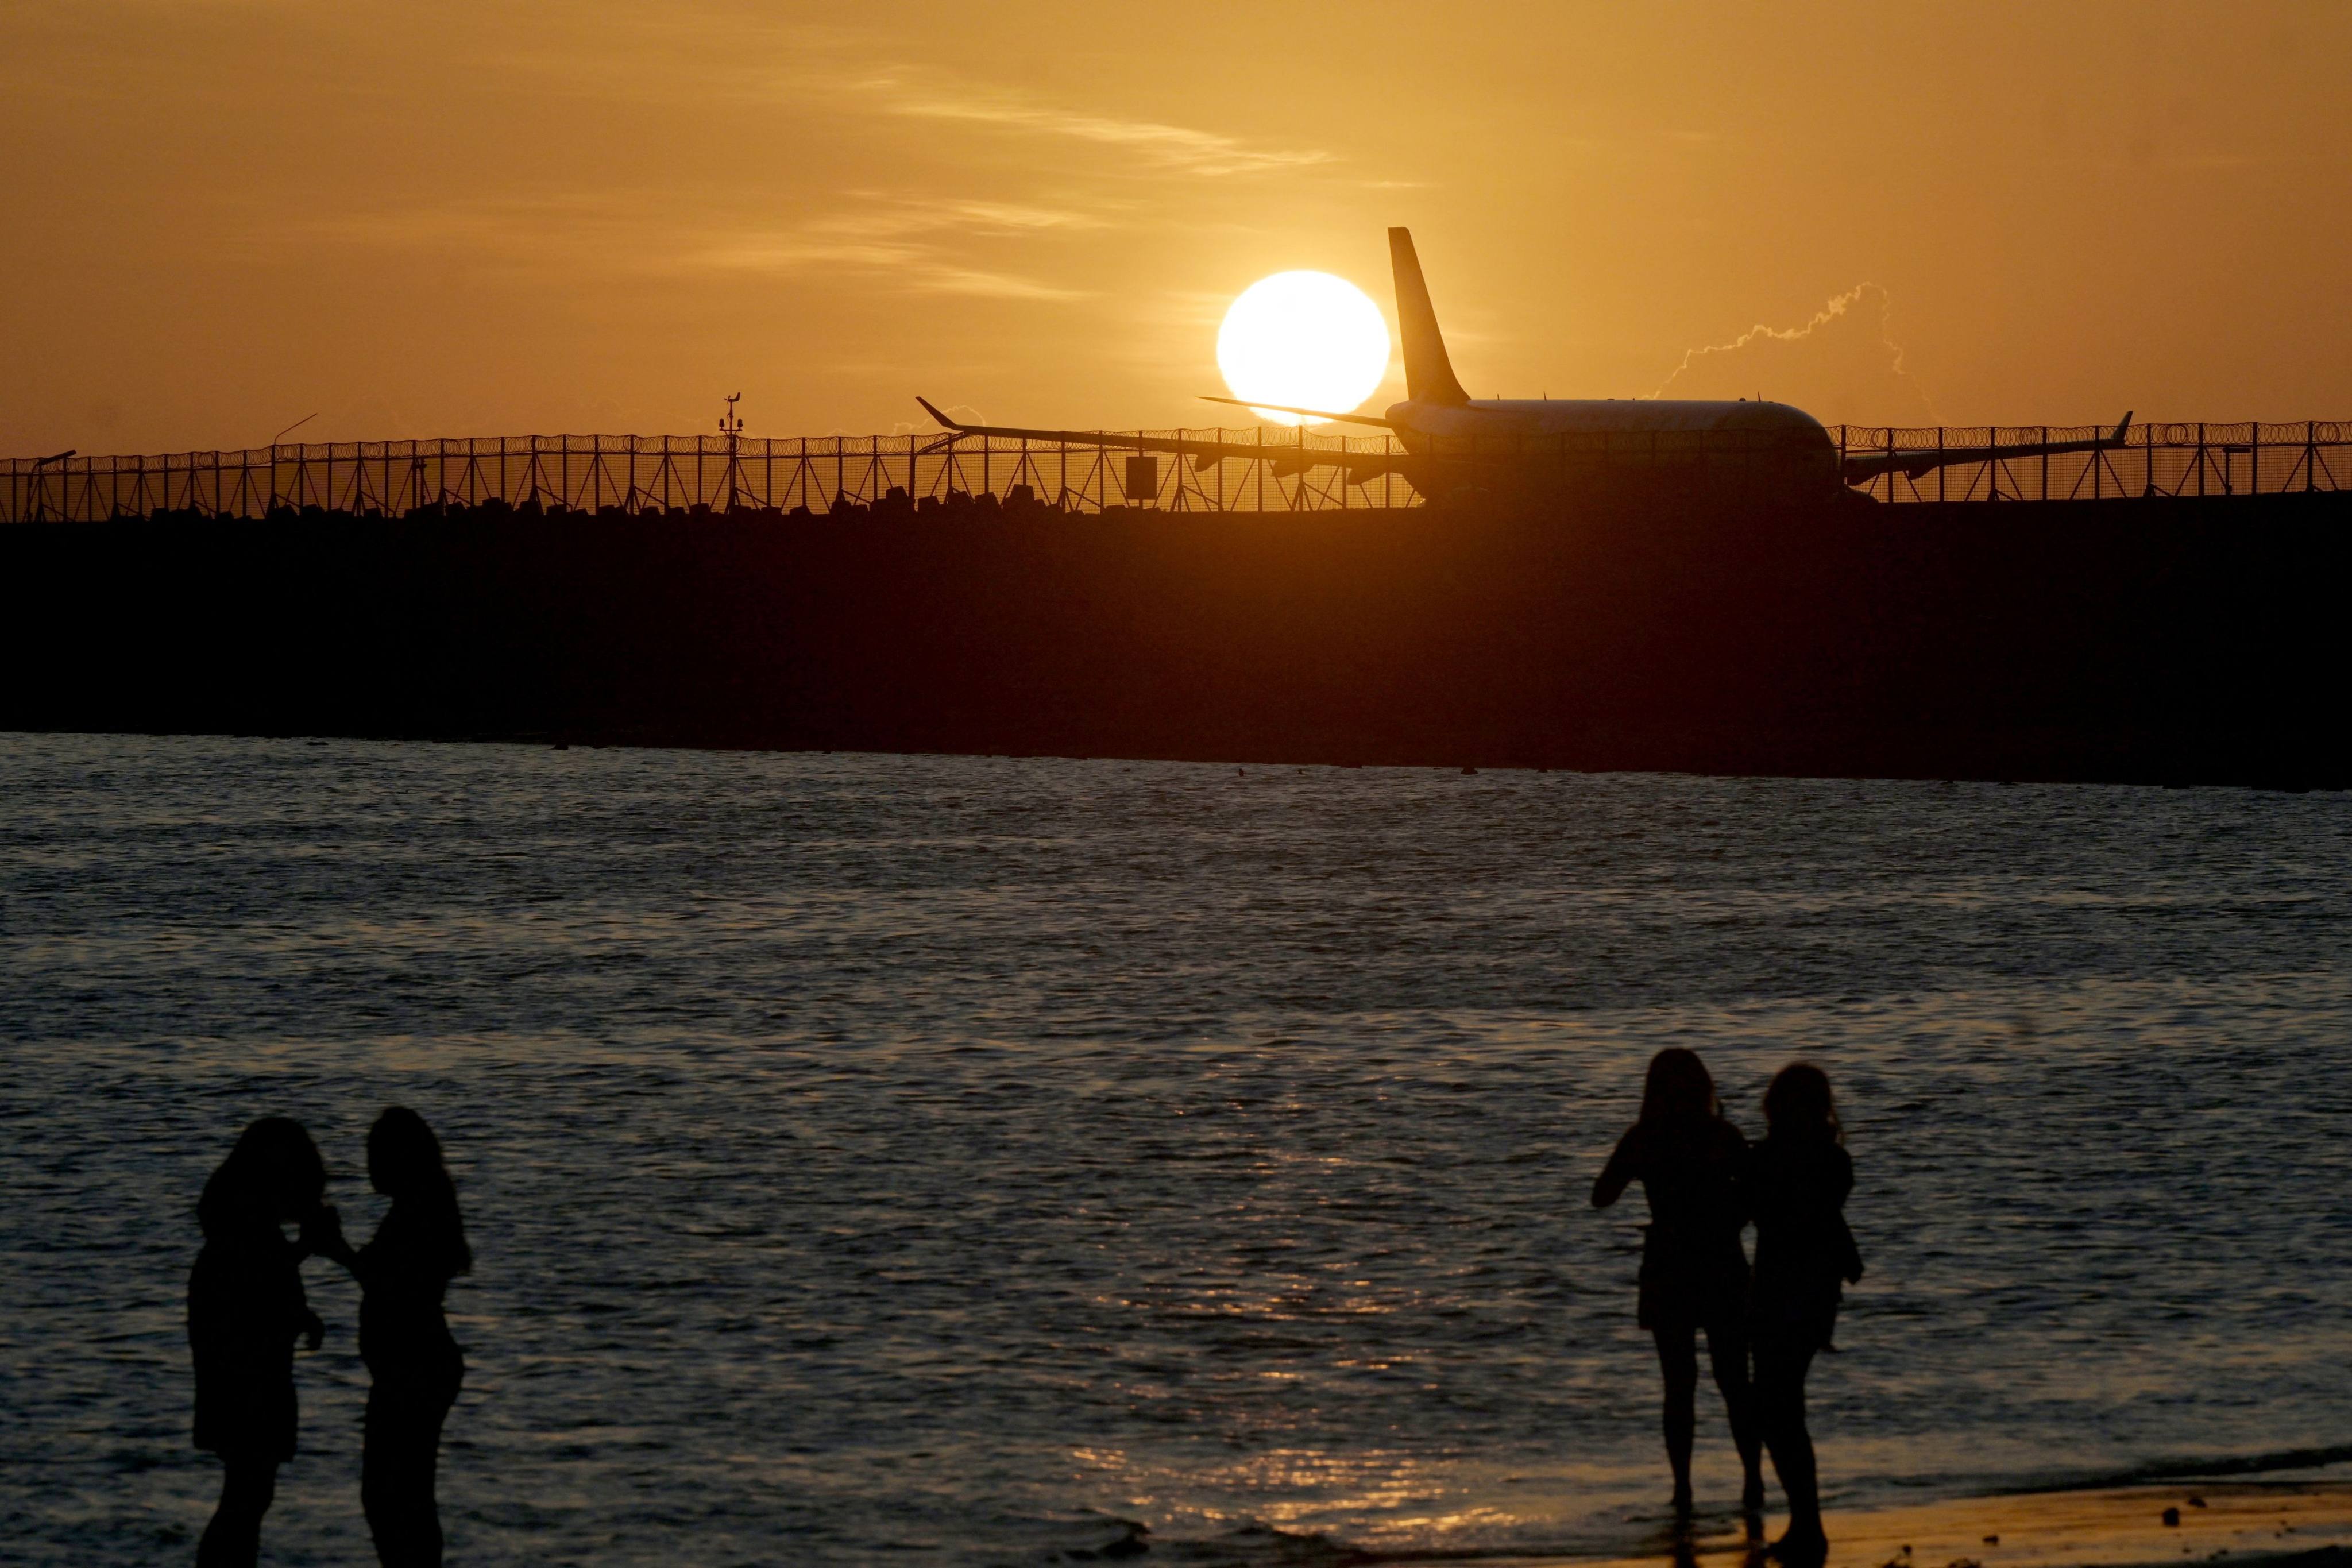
[{"left": 1404, "top": 1473, "right": 2352, "bottom": 1568}]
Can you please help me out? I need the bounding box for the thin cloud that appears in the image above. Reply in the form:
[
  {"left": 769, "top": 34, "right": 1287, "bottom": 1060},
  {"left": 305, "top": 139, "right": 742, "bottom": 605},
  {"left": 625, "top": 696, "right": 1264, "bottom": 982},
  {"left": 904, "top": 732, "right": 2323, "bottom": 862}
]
[
  {"left": 692, "top": 238, "right": 1085, "bottom": 299},
  {"left": 1649, "top": 281, "right": 1942, "bottom": 419},
  {"left": 903, "top": 268, "right": 1082, "bottom": 301},
  {"left": 851, "top": 72, "right": 1334, "bottom": 177},
  {"left": 1652, "top": 284, "right": 1883, "bottom": 396},
  {"left": 284, "top": 192, "right": 1092, "bottom": 300},
  {"left": 682, "top": 197, "right": 1097, "bottom": 297},
  {"left": 285, "top": 192, "right": 643, "bottom": 254},
  {"left": 805, "top": 196, "right": 1109, "bottom": 241}
]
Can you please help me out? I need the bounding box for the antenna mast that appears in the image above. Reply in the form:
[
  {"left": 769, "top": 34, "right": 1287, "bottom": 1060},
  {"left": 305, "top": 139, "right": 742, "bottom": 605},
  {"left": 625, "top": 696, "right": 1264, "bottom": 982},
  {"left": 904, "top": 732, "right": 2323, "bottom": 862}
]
[{"left": 718, "top": 392, "right": 744, "bottom": 512}]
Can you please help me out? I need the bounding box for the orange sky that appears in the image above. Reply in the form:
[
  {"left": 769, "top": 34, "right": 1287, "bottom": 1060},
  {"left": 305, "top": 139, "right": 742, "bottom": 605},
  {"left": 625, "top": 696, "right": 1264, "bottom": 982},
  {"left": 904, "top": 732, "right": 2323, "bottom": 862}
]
[{"left": 5, "top": 1, "right": 2348, "bottom": 455}]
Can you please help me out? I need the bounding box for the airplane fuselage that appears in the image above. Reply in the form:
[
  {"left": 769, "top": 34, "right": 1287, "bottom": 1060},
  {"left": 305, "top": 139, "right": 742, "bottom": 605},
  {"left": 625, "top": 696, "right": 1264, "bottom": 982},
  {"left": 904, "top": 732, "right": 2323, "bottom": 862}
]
[{"left": 1382, "top": 396, "right": 1841, "bottom": 491}]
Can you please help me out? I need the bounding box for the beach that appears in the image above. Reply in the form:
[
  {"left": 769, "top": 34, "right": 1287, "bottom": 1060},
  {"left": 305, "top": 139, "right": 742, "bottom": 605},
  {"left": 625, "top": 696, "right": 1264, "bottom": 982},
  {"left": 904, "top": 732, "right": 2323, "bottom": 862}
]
[{"left": 1489, "top": 1474, "right": 2352, "bottom": 1568}]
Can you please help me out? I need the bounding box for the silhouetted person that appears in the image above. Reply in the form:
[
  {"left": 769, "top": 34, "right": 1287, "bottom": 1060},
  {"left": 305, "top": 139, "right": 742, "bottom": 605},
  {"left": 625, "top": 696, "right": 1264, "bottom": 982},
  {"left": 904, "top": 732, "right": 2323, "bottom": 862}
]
[
  {"left": 308, "top": 1109, "right": 472, "bottom": 1567},
  {"left": 188, "top": 1117, "right": 328, "bottom": 1567},
  {"left": 1593, "top": 1048, "right": 1764, "bottom": 1516},
  {"left": 1745, "top": 1063, "right": 1863, "bottom": 1565}
]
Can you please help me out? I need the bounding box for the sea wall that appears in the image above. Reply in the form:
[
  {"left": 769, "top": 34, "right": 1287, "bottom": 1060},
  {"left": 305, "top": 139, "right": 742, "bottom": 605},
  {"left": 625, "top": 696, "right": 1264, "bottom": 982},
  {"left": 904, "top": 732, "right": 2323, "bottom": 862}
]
[{"left": 2, "top": 489, "right": 2344, "bottom": 786}]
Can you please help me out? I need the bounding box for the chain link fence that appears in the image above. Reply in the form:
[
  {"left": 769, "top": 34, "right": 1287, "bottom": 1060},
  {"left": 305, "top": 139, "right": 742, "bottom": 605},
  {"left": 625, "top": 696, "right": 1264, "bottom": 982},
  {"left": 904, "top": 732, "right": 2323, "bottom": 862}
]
[{"left": 5, "top": 422, "right": 2345, "bottom": 522}]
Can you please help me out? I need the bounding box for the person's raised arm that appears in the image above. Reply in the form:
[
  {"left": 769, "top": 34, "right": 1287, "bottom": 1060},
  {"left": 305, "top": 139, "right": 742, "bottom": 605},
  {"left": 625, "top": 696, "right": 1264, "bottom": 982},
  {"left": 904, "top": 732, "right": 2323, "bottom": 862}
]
[
  {"left": 302, "top": 1203, "right": 365, "bottom": 1279},
  {"left": 1591, "top": 1128, "right": 1640, "bottom": 1208},
  {"left": 282, "top": 1232, "right": 327, "bottom": 1351}
]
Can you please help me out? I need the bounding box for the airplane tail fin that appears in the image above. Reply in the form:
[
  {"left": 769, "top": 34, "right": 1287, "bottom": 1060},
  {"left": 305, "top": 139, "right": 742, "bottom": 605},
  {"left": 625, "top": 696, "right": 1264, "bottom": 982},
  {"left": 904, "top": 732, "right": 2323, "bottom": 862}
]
[{"left": 1389, "top": 227, "right": 1469, "bottom": 407}]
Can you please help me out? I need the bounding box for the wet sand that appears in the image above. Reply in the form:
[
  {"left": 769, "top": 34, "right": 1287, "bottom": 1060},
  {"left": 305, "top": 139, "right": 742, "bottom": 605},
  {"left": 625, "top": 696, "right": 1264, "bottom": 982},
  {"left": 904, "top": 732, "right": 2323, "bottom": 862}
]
[{"left": 1416, "top": 1476, "right": 2352, "bottom": 1568}]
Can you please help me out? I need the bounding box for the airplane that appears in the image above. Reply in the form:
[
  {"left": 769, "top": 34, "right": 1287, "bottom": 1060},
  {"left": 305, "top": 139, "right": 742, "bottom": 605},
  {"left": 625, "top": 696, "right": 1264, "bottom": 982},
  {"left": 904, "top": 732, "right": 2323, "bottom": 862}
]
[{"left": 918, "top": 228, "right": 2132, "bottom": 499}]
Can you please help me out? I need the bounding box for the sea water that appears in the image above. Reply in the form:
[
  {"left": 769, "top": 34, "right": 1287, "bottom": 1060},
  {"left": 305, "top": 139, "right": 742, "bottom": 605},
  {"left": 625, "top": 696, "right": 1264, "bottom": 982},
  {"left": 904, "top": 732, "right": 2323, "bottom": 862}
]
[{"left": 3, "top": 734, "right": 2349, "bottom": 1566}]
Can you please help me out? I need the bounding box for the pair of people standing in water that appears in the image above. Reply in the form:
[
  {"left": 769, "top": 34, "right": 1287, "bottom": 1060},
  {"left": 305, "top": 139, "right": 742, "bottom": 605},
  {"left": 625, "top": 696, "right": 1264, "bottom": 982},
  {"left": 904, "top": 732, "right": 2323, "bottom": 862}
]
[
  {"left": 187, "top": 1109, "right": 470, "bottom": 1567},
  {"left": 1593, "top": 1052, "right": 1860, "bottom": 1565}
]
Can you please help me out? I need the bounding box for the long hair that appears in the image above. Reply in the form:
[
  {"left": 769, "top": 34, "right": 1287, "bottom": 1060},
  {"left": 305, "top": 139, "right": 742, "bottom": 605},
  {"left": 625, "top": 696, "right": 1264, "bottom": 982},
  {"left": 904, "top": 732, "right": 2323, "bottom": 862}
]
[
  {"left": 1637, "top": 1047, "right": 1720, "bottom": 1126},
  {"left": 198, "top": 1117, "right": 325, "bottom": 1239},
  {"left": 1763, "top": 1061, "right": 1843, "bottom": 1145},
  {"left": 369, "top": 1107, "right": 472, "bottom": 1277}
]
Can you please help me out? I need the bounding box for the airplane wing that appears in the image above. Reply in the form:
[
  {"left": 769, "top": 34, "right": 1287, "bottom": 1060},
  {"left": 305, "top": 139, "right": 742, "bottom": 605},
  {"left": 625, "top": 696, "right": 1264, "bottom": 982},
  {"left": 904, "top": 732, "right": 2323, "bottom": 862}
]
[
  {"left": 1841, "top": 414, "right": 2134, "bottom": 484},
  {"left": 1194, "top": 395, "right": 1401, "bottom": 429},
  {"left": 914, "top": 397, "right": 1411, "bottom": 483}
]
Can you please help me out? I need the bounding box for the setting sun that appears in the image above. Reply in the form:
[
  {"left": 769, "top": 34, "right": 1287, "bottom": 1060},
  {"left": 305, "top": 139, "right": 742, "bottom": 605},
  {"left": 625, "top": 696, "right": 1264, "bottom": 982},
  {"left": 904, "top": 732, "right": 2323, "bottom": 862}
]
[{"left": 1215, "top": 271, "right": 1391, "bottom": 426}]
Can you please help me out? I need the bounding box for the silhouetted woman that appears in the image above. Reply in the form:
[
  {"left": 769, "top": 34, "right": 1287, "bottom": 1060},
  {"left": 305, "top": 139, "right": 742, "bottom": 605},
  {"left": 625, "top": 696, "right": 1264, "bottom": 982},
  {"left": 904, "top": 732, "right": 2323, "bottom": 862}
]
[
  {"left": 1592, "top": 1048, "right": 1764, "bottom": 1516},
  {"left": 189, "top": 1116, "right": 328, "bottom": 1567},
  {"left": 310, "top": 1108, "right": 472, "bottom": 1567},
  {"left": 1746, "top": 1063, "right": 1863, "bottom": 1565}
]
